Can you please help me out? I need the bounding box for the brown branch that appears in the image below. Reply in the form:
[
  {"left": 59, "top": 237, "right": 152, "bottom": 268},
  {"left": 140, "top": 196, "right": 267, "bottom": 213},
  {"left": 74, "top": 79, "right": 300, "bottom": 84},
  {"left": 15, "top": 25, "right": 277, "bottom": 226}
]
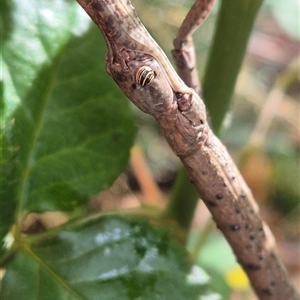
[
  {"left": 172, "top": 0, "right": 216, "bottom": 93},
  {"left": 75, "top": 0, "right": 299, "bottom": 299}
]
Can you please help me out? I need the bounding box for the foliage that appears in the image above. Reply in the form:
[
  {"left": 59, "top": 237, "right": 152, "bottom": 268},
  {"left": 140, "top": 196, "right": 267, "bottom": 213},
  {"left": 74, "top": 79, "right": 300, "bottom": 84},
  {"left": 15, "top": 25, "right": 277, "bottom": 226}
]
[{"left": 2, "top": 215, "right": 216, "bottom": 300}]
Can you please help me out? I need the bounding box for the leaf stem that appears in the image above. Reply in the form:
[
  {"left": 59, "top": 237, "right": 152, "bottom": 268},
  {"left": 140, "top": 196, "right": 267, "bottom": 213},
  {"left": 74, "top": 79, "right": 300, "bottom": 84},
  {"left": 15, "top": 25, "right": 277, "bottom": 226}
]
[
  {"left": 202, "top": 0, "right": 263, "bottom": 134},
  {"left": 163, "top": 168, "right": 199, "bottom": 233}
]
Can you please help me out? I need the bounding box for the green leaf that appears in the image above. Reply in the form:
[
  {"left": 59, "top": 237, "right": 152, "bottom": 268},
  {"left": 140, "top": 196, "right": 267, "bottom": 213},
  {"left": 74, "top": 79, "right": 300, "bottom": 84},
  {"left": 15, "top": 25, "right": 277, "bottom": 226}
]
[
  {"left": 2, "top": 0, "right": 90, "bottom": 119},
  {"left": 0, "top": 134, "right": 18, "bottom": 254},
  {"left": 2, "top": 1, "right": 136, "bottom": 215},
  {"left": 0, "top": 81, "right": 3, "bottom": 103},
  {"left": 2, "top": 215, "right": 217, "bottom": 300}
]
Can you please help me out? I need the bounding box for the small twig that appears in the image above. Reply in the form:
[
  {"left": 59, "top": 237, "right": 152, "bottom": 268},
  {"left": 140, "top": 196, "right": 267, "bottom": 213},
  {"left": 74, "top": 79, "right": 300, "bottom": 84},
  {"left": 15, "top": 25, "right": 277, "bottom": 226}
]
[{"left": 172, "top": 0, "right": 216, "bottom": 93}]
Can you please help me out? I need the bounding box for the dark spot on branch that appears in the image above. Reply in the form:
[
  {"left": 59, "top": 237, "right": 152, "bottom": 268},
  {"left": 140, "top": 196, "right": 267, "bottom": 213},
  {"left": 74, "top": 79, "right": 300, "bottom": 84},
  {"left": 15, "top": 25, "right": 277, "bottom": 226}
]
[
  {"left": 231, "top": 175, "right": 236, "bottom": 181},
  {"left": 236, "top": 209, "right": 241, "bottom": 214},
  {"left": 245, "top": 224, "right": 249, "bottom": 230},
  {"left": 90, "top": 0, "right": 104, "bottom": 11},
  {"left": 230, "top": 224, "right": 240, "bottom": 231},
  {"left": 249, "top": 234, "right": 255, "bottom": 240},
  {"left": 249, "top": 209, "right": 254, "bottom": 214},
  {"left": 215, "top": 193, "right": 223, "bottom": 200},
  {"left": 258, "top": 254, "right": 264, "bottom": 260},
  {"left": 262, "top": 288, "right": 273, "bottom": 296},
  {"left": 270, "top": 281, "right": 276, "bottom": 286},
  {"left": 240, "top": 193, "right": 246, "bottom": 199},
  {"left": 223, "top": 183, "right": 227, "bottom": 187},
  {"left": 208, "top": 201, "right": 217, "bottom": 207},
  {"left": 246, "top": 264, "right": 261, "bottom": 271},
  {"left": 246, "top": 244, "right": 252, "bottom": 250},
  {"left": 131, "top": 83, "right": 137, "bottom": 89},
  {"left": 114, "top": 72, "right": 127, "bottom": 82},
  {"left": 202, "top": 170, "right": 208, "bottom": 175}
]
